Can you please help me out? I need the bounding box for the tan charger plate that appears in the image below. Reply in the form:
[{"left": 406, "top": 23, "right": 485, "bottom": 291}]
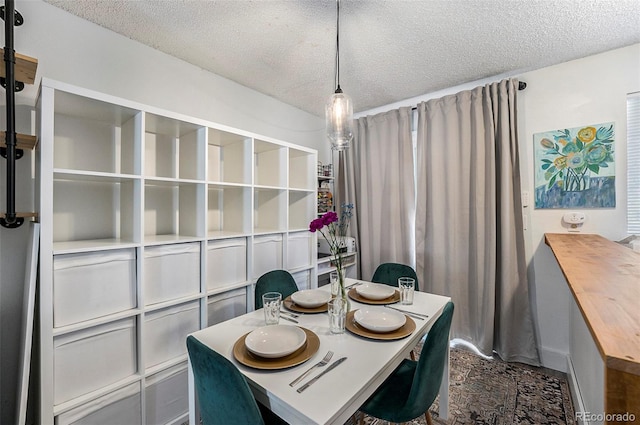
[
  {"left": 348, "top": 287, "right": 401, "bottom": 305},
  {"left": 345, "top": 310, "right": 416, "bottom": 340},
  {"left": 233, "top": 327, "right": 320, "bottom": 370},
  {"left": 283, "top": 295, "right": 328, "bottom": 313}
]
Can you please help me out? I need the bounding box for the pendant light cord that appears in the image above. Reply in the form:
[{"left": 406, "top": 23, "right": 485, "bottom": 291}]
[{"left": 335, "top": 0, "right": 341, "bottom": 92}]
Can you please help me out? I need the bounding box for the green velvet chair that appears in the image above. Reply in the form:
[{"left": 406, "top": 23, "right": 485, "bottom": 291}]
[
  {"left": 254, "top": 269, "right": 299, "bottom": 309},
  {"left": 371, "top": 262, "right": 420, "bottom": 291},
  {"left": 358, "top": 302, "right": 454, "bottom": 425},
  {"left": 186, "top": 335, "right": 287, "bottom": 425},
  {"left": 372, "top": 262, "right": 421, "bottom": 360}
]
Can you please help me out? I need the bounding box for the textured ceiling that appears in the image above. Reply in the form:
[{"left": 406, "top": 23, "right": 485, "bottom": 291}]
[{"left": 43, "top": 0, "right": 640, "bottom": 117}]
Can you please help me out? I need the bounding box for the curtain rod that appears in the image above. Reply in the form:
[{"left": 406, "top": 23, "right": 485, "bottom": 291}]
[{"left": 409, "top": 80, "right": 527, "bottom": 111}]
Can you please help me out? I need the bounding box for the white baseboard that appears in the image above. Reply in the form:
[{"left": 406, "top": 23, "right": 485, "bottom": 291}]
[
  {"left": 539, "top": 346, "right": 568, "bottom": 372},
  {"left": 566, "top": 356, "right": 587, "bottom": 425}
]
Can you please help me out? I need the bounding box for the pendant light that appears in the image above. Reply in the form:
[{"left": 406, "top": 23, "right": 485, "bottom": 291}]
[{"left": 326, "top": 0, "right": 353, "bottom": 151}]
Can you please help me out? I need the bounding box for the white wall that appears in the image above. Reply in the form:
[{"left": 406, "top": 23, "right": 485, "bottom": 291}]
[
  {"left": 357, "top": 43, "right": 640, "bottom": 372},
  {"left": 0, "top": 1, "right": 325, "bottom": 423},
  {"left": 520, "top": 44, "right": 640, "bottom": 370}
]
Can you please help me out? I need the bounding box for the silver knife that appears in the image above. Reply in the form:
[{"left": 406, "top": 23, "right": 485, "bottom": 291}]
[
  {"left": 384, "top": 305, "right": 427, "bottom": 320},
  {"left": 280, "top": 315, "right": 299, "bottom": 324},
  {"left": 296, "top": 357, "right": 347, "bottom": 393}
]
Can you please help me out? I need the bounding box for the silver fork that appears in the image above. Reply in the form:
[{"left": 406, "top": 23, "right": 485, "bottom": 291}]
[
  {"left": 281, "top": 310, "right": 300, "bottom": 319},
  {"left": 288, "top": 350, "right": 334, "bottom": 387}
]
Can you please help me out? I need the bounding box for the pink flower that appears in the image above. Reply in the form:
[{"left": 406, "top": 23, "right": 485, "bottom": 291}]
[
  {"left": 321, "top": 211, "right": 338, "bottom": 225},
  {"left": 309, "top": 218, "right": 324, "bottom": 233}
]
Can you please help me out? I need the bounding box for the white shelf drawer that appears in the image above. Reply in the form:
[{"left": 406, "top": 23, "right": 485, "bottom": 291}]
[
  {"left": 292, "top": 269, "right": 311, "bottom": 290},
  {"left": 144, "top": 243, "right": 200, "bottom": 305},
  {"left": 53, "top": 249, "right": 136, "bottom": 327},
  {"left": 145, "top": 363, "right": 189, "bottom": 425},
  {"left": 207, "top": 238, "right": 247, "bottom": 290},
  {"left": 144, "top": 301, "right": 200, "bottom": 369},
  {"left": 207, "top": 288, "right": 247, "bottom": 326},
  {"left": 55, "top": 382, "right": 141, "bottom": 425},
  {"left": 288, "top": 232, "right": 312, "bottom": 269},
  {"left": 252, "top": 234, "right": 283, "bottom": 278},
  {"left": 54, "top": 318, "right": 137, "bottom": 405}
]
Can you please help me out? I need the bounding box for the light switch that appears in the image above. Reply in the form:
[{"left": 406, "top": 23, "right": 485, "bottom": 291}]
[{"left": 521, "top": 191, "right": 530, "bottom": 208}]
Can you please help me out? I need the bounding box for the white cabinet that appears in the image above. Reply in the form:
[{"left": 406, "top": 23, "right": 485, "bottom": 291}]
[{"left": 37, "top": 78, "right": 318, "bottom": 424}]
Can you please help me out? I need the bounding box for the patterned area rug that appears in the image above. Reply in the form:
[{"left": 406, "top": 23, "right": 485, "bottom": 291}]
[{"left": 357, "top": 346, "right": 575, "bottom": 425}]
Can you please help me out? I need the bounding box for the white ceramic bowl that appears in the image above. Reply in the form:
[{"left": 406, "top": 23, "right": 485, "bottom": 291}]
[
  {"left": 354, "top": 308, "right": 407, "bottom": 333},
  {"left": 290, "top": 289, "right": 332, "bottom": 308},
  {"left": 355, "top": 283, "right": 396, "bottom": 300},
  {"left": 245, "top": 325, "right": 307, "bottom": 358}
]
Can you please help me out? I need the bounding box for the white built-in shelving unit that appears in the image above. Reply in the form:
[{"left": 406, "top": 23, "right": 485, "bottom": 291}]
[{"left": 37, "top": 78, "right": 317, "bottom": 425}]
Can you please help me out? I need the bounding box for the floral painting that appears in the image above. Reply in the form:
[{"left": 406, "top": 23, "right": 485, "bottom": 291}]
[{"left": 534, "top": 122, "right": 615, "bottom": 208}]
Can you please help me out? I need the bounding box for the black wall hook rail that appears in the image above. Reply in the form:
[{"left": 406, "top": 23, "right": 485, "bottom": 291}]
[
  {"left": 0, "top": 5, "right": 23, "bottom": 26},
  {"left": 1, "top": 0, "right": 22, "bottom": 229}
]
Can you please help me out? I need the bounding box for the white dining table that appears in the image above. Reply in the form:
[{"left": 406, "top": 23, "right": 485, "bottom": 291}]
[{"left": 188, "top": 278, "right": 451, "bottom": 425}]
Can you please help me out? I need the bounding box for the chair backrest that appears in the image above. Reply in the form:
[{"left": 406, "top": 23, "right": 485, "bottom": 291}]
[
  {"left": 371, "top": 262, "right": 420, "bottom": 291},
  {"left": 254, "top": 269, "right": 299, "bottom": 309},
  {"left": 186, "top": 335, "right": 265, "bottom": 425},
  {"left": 405, "top": 301, "right": 454, "bottom": 419}
]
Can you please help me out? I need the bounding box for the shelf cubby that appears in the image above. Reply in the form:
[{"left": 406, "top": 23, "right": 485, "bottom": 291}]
[
  {"left": 254, "top": 139, "right": 286, "bottom": 187},
  {"left": 53, "top": 91, "right": 140, "bottom": 175},
  {"left": 289, "top": 148, "right": 315, "bottom": 190},
  {"left": 288, "top": 190, "right": 315, "bottom": 230},
  {"left": 253, "top": 188, "right": 286, "bottom": 233},
  {"left": 144, "top": 181, "right": 204, "bottom": 243},
  {"left": 178, "top": 127, "right": 206, "bottom": 181},
  {"left": 52, "top": 174, "right": 139, "bottom": 249},
  {"left": 207, "top": 184, "right": 250, "bottom": 237},
  {"left": 144, "top": 113, "right": 204, "bottom": 180},
  {"left": 208, "top": 128, "right": 251, "bottom": 184}
]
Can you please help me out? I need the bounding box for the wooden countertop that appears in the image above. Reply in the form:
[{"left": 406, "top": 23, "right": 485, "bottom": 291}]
[{"left": 545, "top": 233, "right": 640, "bottom": 376}]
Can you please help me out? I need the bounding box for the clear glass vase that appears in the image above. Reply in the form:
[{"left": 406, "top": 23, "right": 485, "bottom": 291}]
[{"left": 333, "top": 258, "right": 350, "bottom": 312}]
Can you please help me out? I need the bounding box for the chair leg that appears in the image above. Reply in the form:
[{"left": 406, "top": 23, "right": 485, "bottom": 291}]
[
  {"left": 425, "top": 410, "right": 433, "bottom": 425},
  {"left": 410, "top": 350, "right": 416, "bottom": 361}
]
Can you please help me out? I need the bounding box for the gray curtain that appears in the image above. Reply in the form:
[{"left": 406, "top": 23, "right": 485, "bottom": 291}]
[
  {"left": 415, "top": 79, "right": 539, "bottom": 364},
  {"left": 337, "top": 107, "right": 415, "bottom": 281}
]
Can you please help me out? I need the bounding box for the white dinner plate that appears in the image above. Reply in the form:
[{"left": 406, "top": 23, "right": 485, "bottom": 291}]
[
  {"left": 354, "top": 308, "right": 407, "bottom": 333},
  {"left": 290, "top": 289, "right": 332, "bottom": 308},
  {"left": 244, "top": 325, "right": 307, "bottom": 358},
  {"left": 355, "top": 283, "right": 396, "bottom": 300}
]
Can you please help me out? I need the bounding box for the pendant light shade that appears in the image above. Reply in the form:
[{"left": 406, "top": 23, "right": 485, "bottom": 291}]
[
  {"left": 326, "top": 86, "right": 353, "bottom": 151},
  {"left": 326, "top": 0, "right": 353, "bottom": 151}
]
